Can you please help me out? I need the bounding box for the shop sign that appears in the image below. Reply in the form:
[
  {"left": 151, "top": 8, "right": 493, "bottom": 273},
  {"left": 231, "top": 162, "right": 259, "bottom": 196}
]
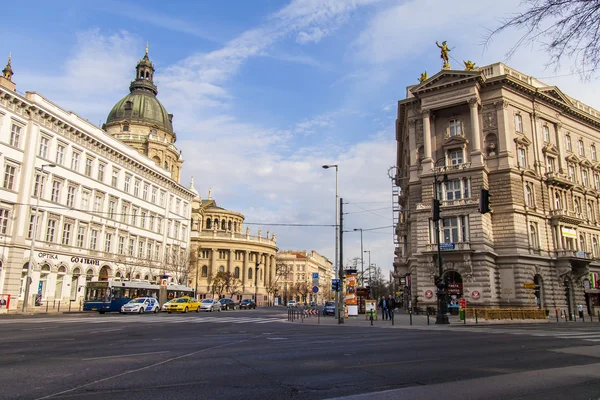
[
  {"left": 70, "top": 256, "right": 100, "bottom": 266},
  {"left": 440, "top": 243, "right": 455, "bottom": 250},
  {"left": 561, "top": 227, "right": 577, "bottom": 238},
  {"left": 470, "top": 290, "right": 481, "bottom": 300},
  {"left": 38, "top": 252, "right": 58, "bottom": 260},
  {"left": 447, "top": 283, "right": 462, "bottom": 295},
  {"left": 424, "top": 289, "right": 434, "bottom": 299},
  {"left": 523, "top": 282, "right": 536, "bottom": 289}
]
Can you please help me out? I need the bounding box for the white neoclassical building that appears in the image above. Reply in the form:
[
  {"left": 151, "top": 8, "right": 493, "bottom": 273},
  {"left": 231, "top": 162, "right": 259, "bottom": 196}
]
[{"left": 0, "top": 52, "right": 195, "bottom": 312}]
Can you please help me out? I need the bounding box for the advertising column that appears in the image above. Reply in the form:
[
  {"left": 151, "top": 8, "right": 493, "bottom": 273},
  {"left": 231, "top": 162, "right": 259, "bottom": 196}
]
[{"left": 345, "top": 269, "right": 358, "bottom": 316}]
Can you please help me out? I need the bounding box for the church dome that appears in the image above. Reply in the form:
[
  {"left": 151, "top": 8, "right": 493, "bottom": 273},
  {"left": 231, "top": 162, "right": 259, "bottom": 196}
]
[{"left": 105, "top": 45, "right": 174, "bottom": 134}]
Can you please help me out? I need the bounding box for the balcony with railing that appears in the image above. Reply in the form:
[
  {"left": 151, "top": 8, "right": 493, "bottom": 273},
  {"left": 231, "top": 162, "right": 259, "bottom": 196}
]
[
  {"left": 196, "top": 229, "right": 277, "bottom": 246},
  {"left": 550, "top": 209, "right": 584, "bottom": 225},
  {"left": 435, "top": 162, "right": 471, "bottom": 174},
  {"left": 556, "top": 250, "right": 592, "bottom": 260}
]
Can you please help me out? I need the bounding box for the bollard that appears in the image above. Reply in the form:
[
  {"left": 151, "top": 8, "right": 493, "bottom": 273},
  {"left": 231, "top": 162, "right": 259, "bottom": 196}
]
[
  {"left": 68, "top": 301, "right": 72, "bottom": 313},
  {"left": 427, "top": 312, "right": 430, "bottom": 325},
  {"left": 318, "top": 309, "right": 320, "bottom": 325},
  {"left": 409, "top": 310, "right": 413, "bottom": 326},
  {"left": 46, "top": 301, "right": 49, "bottom": 312},
  {"left": 463, "top": 310, "right": 466, "bottom": 325},
  {"left": 57, "top": 302, "right": 60, "bottom": 312},
  {"left": 475, "top": 309, "right": 478, "bottom": 324},
  {"left": 598, "top": 310, "right": 600, "bottom": 323},
  {"left": 582, "top": 312, "right": 585, "bottom": 322},
  {"left": 53, "top": 300, "right": 56, "bottom": 309}
]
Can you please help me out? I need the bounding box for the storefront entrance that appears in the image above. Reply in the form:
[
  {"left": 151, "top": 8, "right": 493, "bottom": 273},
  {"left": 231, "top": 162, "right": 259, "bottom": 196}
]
[{"left": 444, "top": 271, "right": 463, "bottom": 315}]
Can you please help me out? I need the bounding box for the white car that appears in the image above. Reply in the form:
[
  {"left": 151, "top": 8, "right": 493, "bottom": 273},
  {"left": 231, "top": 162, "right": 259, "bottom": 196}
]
[
  {"left": 121, "top": 297, "right": 159, "bottom": 314},
  {"left": 161, "top": 299, "right": 176, "bottom": 312},
  {"left": 200, "top": 299, "right": 221, "bottom": 312},
  {"left": 287, "top": 300, "right": 297, "bottom": 308}
]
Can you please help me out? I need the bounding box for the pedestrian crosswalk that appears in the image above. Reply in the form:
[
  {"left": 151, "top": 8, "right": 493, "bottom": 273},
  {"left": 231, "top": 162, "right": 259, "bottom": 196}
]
[
  {"left": 0, "top": 315, "right": 287, "bottom": 326},
  {"left": 453, "top": 326, "right": 600, "bottom": 343}
]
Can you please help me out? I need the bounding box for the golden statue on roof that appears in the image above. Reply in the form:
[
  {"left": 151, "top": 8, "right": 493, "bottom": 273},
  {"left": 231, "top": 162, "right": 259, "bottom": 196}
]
[
  {"left": 418, "top": 71, "right": 428, "bottom": 83},
  {"left": 145, "top": 42, "right": 149, "bottom": 56},
  {"left": 436, "top": 41, "right": 451, "bottom": 69},
  {"left": 464, "top": 60, "right": 477, "bottom": 71}
]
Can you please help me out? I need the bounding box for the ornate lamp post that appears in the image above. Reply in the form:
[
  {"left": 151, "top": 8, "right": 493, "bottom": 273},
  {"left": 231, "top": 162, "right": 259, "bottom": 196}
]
[{"left": 432, "top": 158, "right": 449, "bottom": 324}]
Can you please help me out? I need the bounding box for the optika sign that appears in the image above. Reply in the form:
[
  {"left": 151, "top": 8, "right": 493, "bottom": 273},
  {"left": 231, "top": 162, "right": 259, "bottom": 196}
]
[
  {"left": 70, "top": 256, "right": 100, "bottom": 266},
  {"left": 38, "top": 253, "right": 58, "bottom": 260}
]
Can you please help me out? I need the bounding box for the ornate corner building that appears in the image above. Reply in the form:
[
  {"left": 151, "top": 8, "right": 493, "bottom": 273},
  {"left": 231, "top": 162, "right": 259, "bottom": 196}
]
[
  {"left": 188, "top": 185, "right": 278, "bottom": 305},
  {"left": 394, "top": 62, "right": 600, "bottom": 318}
]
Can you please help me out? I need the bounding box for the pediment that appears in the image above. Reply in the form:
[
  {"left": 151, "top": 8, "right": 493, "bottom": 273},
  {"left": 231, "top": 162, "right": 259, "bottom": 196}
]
[
  {"left": 565, "top": 153, "right": 581, "bottom": 163},
  {"left": 442, "top": 135, "right": 469, "bottom": 149},
  {"left": 542, "top": 143, "right": 560, "bottom": 156},
  {"left": 523, "top": 169, "right": 539, "bottom": 179},
  {"left": 514, "top": 135, "right": 532, "bottom": 146},
  {"left": 538, "top": 86, "right": 573, "bottom": 107},
  {"left": 593, "top": 162, "right": 600, "bottom": 171},
  {"left": 581, "top": 159, "right": 593, "bottom": 168},
  {"left": 411, "top": 70, "right": 483, "bottom": 95}
]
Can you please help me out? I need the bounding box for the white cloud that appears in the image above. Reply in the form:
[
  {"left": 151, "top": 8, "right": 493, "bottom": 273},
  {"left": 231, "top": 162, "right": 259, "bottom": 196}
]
[{"left": 297, "top": 27, "right": 328, "bottom": 44}]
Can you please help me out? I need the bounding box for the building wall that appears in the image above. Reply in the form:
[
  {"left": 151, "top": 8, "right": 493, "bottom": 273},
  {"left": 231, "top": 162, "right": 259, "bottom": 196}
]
[
  {"left": 276, "top": 250, "right": 334, "bottom": 305},
  {"left": 0, "top": 88, "right": 194, "bottom": 311},
  {"left": 394, "top": 63, "right": 600, "bottom": 317}
]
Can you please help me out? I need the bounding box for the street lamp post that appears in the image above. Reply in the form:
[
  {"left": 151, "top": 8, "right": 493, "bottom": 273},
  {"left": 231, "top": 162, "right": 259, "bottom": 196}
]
[
  {"left": 22, "top": 163, "right": 56, "bottom": 312},
  {"left": 322, "top": 164, "right": 341, "bottom": 321},
  {"left": 432, "top": 159, "right": 449, "bottom": 324},
  {"left": 255, "top": 254, "right": 263, "bottom": 306},
  {"left": 353, "top": 229, "right": 364, "bottom": 286}
]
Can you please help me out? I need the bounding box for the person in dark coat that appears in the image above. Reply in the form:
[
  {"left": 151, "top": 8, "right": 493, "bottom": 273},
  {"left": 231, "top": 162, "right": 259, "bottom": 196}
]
[
  {"left": 387, "top": 295, "right": 396, "bottom": 320},
  {"left": 378, "top": 296, "right": 387, "bottom": 320}
]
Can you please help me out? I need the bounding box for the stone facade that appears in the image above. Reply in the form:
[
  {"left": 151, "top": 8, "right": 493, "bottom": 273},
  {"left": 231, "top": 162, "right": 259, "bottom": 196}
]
[
  {"left": 394, "top": 62, "right": 600, "bottom": 318},
  {"left": 275, "top": 250, "right": 333, "bottom": 306},
  {"left": 189, "top": 188, "right": 278, "bottom": 306}
]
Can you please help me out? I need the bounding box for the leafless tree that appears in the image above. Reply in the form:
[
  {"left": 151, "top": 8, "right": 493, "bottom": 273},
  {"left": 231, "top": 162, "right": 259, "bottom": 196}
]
[
  {"left": 265, "top": 262, "right": 288, "bottom": 306},
  {"left": 223, "top": 272, "right": 242, "bottom": 298},
  {"left": 485, "top": 0, "right": 600, "bottom": 79},
  {"left": 209, "top": 271, "right": 228, "bottom": 298},
  {"left": 163, "top": 247, "right": 193, "bottom": 286}
]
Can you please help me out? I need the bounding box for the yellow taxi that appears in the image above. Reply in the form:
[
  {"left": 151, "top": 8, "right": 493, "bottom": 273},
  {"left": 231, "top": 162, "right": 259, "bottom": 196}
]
[{"left": 165, "top": 296, "right": 201, "bottom": 313}]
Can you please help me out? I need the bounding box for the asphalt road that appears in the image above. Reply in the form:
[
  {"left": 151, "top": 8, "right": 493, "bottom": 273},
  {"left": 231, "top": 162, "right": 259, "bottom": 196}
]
[{"left": 1, "top": 308, "right": 599, "bottom": 400}]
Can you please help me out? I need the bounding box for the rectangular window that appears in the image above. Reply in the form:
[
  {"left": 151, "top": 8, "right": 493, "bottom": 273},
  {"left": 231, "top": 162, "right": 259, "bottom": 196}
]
[
  {"left": 149, "top": 214, "right": 155, "bottom": 231},
  {"left": 566, "top": 136, "right": 572, "bottom": 152},
  {"left": 61, "top": 222, "right": 72, "bottom": 245},
  {"left": 170, "top": 195, "right": 175, "bottom": 211},
  {"left": 118, "top": 236, "right": 125, "bottom": 255},
  {"left": 121, "top": 204, "right": 128, "bottom": 223},
  {"left": 155, "top": 243, "right": 161, "bottom": 260},
  {"left": 183, "top": 202, "right": 188, "bottom": 215},
  {"left": 448, "top": 150, "right": 463, "bottom": 165},
  {"left": 51, "top": 180, "right": 61, "bottom": 202},
  {"left": 76, "top": 226, "right": 85, "bottom": 248},
  {"left": 128, "top": 238, "right": 135, "bottom": 256},
  {"left": 10, "top": 124, "right": 21, "bottom": 147},
  {"left": 56, "top": 144, "right": 65, "bottom": 165},
  {"left": 81, "top": 190, "right": 90, "bottom": 210},
  {"left": 579, "top": 140, "right": 585, "bottom": 156},
  {"left": 543, "top": 125, "right": 549, "bottom": 143},
  {"left": 124, "top": 175, "right": 131, "bottom": 193},
  {"left": 583, "top": 170, "right": 589, "bottom": 187},
  {"left": 33, "top": 174, "right": 45, "bottom": 198},
  {"left": 131, "top": 207, "right": 138, "bottom": 226},
  {"left": 143, "top": 184, "right": 149, "bottom": 201},
  {"left": 547, "top": 157, "right": 555, "bottom": 173},
  {"left": 28, "top": 213, "right": 41, "bottom": 239},
  {"left": 108, "top": 199, "right": 116, "bottom": 219},
  {"left": 3, "top": 164, "right": 16, "bottom": 190},
  {"left": 89, "top": 229, "right": 98, "bottom": 250},
  {"left": 442, "top": 217, "right": 459, "bottom": 244},
  {"left": 140, "top": 211, "right": 146, "bottom": 229},
  {"left": 595, "top": 173, "right": 600, "bottom": 190},
  {"left": 138, "top": 241, "right": 144, "bottom": 258},
  {"left": 111, "top": 169, "right": 119, "bottom": 187},
  {"left": 176, "top": 199, "right": 181, "bottom": 214},
  {"left": 445, "top": 180, "right": 462, "bottom": 201},
  {"left": 39, "top": 136, "right": 49, "bottom": 158},
  {"left": 71, "top": 152, "right": 80, "bottom": 171},
  {"left": 104, "top": 233, "right": 112, "bottom": 253},
  {"left": 160, "top": 191, "right": 165, "bottom": 207},
  {"left": 151, "top": 187, "right": 157, "bottom": 203},
  {"left": 85, "top": 158, "right": 93, "bottom": 177},
  {"left": 93, "top": 195, "right": 103, "bottom": 212},
  {"left": 66, "top": 186, "right": 76, "bottom": 208},
  {"left": 174, "top": 221, "right": 180, "bottom": 239},
  {"left": 0, "top": 208, "right": 9, "bottom": 234},
  {"left": 518, "top": 148, "right": 527, "bottom": 168},
  {"left": 46, "top": 219, "right": 57, "bottom": 242},
  {"left": 157, "top": 217, "right": 163, "bottom": 233},
  {"left": 449, "top": 119, "right": 462, "bottom": 137},
  {"left": 134, "top": 180, "right": 140, "bottom": 197},
  {"left": 182, "top": 226, "right": 187, "bottom": 241},
  {"left": 569, "top": 165, "right": 576, "bottom": 183},
  {"left": 515, "top": 114, "right": 523, "bottom": 133},
  {"left": 97, "top": 163, "right": 105, "bottom": 182},
  {"left": 593, "top": 146, "right": 598, "bottom": 161},
  {"left": 147, "top": 242, "right": 153, "bottom": 259}
]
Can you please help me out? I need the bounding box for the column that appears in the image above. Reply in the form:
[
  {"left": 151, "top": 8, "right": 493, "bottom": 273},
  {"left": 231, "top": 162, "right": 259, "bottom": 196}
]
[
  {"left": 421, "top": 109, "right": 433, "bottom": 173},
  {"left": 227, "top": 249, "right": 233, "bottom": 273},
  {"left": 210, "top": 248, "right": 217, "bottom": 281},
  {"left": 555, "top": 122, "right": 565, "bottom": 173},
  {"left": 469, "top": 98, "right": 483, "bottom": 166},
  {"left": 494, "top": 100, "right": 513, "bottom": 168},
  {"left": 242, "top": 250, "right": 249, "bottom": 295}
]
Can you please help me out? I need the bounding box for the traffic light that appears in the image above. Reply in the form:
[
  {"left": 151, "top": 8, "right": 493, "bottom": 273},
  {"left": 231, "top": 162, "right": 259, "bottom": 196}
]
[
  {"left": 331, "top": 279, "right": 339, "bottom": 292},
  {"left": 432, "top": 199, "right": 441, "bottom": 221},
  {"left": 479, "top": 188, "right": 491, "bottom": 214}
]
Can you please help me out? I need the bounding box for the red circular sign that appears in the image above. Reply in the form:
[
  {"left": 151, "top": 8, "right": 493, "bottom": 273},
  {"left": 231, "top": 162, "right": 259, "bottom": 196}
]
[
  {"left": 471, "top": 290, "right": 481, "bottom": 300},
  {"left": 425, "top": 290, "right": 434, "bottom": 299}
]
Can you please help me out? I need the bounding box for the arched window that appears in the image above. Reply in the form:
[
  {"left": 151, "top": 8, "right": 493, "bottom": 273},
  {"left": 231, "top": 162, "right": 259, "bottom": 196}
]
[
  {"left": 566, "top": 135, "right": 572, "bottom": 152},
  {"left": 144, "top": 274, "right": 150, "bottom": 281},
  {"left": 86, "top": 269, "right": 94, "bottom": 282},
  {"left": 529, "top": 224, "right": 538, "bottom": 248},
  {"left": 248, "top": 268, "right": 253, "bottom": 280},
  {"left": 228, "top": 221, "right": 232, "bottom": 231},
  {"left": 221, "top": 220, "right": 226, "bottom": 230},
  {"left": 206, "top": 218, "right": 212, "bottom": 229},
  {"left": 219, "top": 266, "right": 225, "bottom": 273},
  {"left": 116, "top": 271, "right": 122, "bottom": 278},
  {"left": 234, "top": 222, "right": 238, "bottom": 232},
  {"left": 574, "top": 199, "right": 581, "bottom": 216},
  {"left": 554, "top": 192, "right": 562, "bottom": 209},
  {"left": 201, "top": 265, "right": 208, "bottom": 277},
  {"left": 525, "top": 184, "right": 533, "bottom": 207},
  {"left": 234, "top": 267, "right": 240, "bottom": 278},
  {"left": 134, "top": 273, "right": 141, "bottom": 280},
  {"left": 164, "top": 161, "right": 168, "bottom": 169},
  {"left": 579, "top": 234, "right": 587, "bottom": 252},
  {"left": 593, "top": 237, "right": 599, "bottom": 257},
  {"left": 214, "top": 219, "right": 219, "bottom": 229},
  {"left": 588, "top": 201, "right": 595, "bottom": 222}
]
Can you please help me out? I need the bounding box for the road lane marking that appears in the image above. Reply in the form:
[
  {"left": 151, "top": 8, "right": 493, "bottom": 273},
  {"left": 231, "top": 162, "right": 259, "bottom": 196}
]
[
  {"left": 88, "top": 328, "right": 123, "bottom": 334},
  {"left": 345, "top": 357, "right": 444, "bottom": 369},
  {"left": 82, "top": 351, "right": 169, "bottom": 361},
  {"left": 37, "top": 334, "right": 267, "bottom": 399}
]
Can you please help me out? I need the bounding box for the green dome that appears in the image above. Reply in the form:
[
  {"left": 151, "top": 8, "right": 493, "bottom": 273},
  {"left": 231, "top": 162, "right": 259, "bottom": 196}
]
[{"left": 106, "top": 90, "right": 173, "bottom": 133}]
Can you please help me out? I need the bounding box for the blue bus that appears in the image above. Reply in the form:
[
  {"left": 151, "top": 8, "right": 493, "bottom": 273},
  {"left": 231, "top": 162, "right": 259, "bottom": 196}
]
[{"left": 83, "top": 280, "right": 194, "bottom": 313}]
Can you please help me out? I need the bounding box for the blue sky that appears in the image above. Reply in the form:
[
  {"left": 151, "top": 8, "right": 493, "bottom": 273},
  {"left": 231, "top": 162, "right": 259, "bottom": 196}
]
[{"left": 3, "top": 0, "right": 600, "bottom": 277}]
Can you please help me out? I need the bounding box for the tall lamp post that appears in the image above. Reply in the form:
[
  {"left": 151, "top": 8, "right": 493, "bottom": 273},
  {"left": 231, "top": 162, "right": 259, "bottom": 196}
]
[
  {"left": 322, "top": 164, "right": 341, "bottom": 322},
  {"left": 22, "top": 163, "right": 56, "bottom": 312},
  {"left": 353, "top": 229, "right": 364, "bottom": 286},
  {"left": 432, "top": 159, "right": 449, "bottom": 324},
  {"left": 255, "top": 254, "right": 263, "bottom": 306}
]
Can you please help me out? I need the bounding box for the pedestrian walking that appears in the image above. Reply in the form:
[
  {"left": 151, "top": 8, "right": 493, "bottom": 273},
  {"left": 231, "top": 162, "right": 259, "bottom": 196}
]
[
  {"left": 378, "top": 296, "right": 387, "bottom": 320},
  {"left": 578, "top": 304, "right": 584, "bottom": 319},
  {"left": 387, "top": 295, "right": 396, "bottom": 320}
]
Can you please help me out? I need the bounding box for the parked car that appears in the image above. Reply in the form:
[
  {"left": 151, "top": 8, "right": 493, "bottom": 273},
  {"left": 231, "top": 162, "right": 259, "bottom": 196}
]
[
  {"left": 161, "top": 299, "right": 175, "bottom": 312},
  {"left": 219, "top": 298, "right": 236, "bottom": 310},
  {"left": 239, "top": 299, "right": 256, "bottom": 309},
  {"left": 165, "top": 297, "right": 201, "bottom": 313},
  {"left": 287, "top": 300, "right": 297, "bottom": 308},
  {"left": 323, "top": 301, "right": 336, "bottom": 316},
  {"left": 120, "top": 297, "right": 159, "bottom": 314},
  {"left": 200, "top": 299, "right": 221, "bottom": 312}
]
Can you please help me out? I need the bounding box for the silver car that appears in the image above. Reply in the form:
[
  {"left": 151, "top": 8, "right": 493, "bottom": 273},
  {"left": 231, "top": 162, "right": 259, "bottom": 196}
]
[{"left": 200, "top": 299, "right": 221, "bottom": 312}]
